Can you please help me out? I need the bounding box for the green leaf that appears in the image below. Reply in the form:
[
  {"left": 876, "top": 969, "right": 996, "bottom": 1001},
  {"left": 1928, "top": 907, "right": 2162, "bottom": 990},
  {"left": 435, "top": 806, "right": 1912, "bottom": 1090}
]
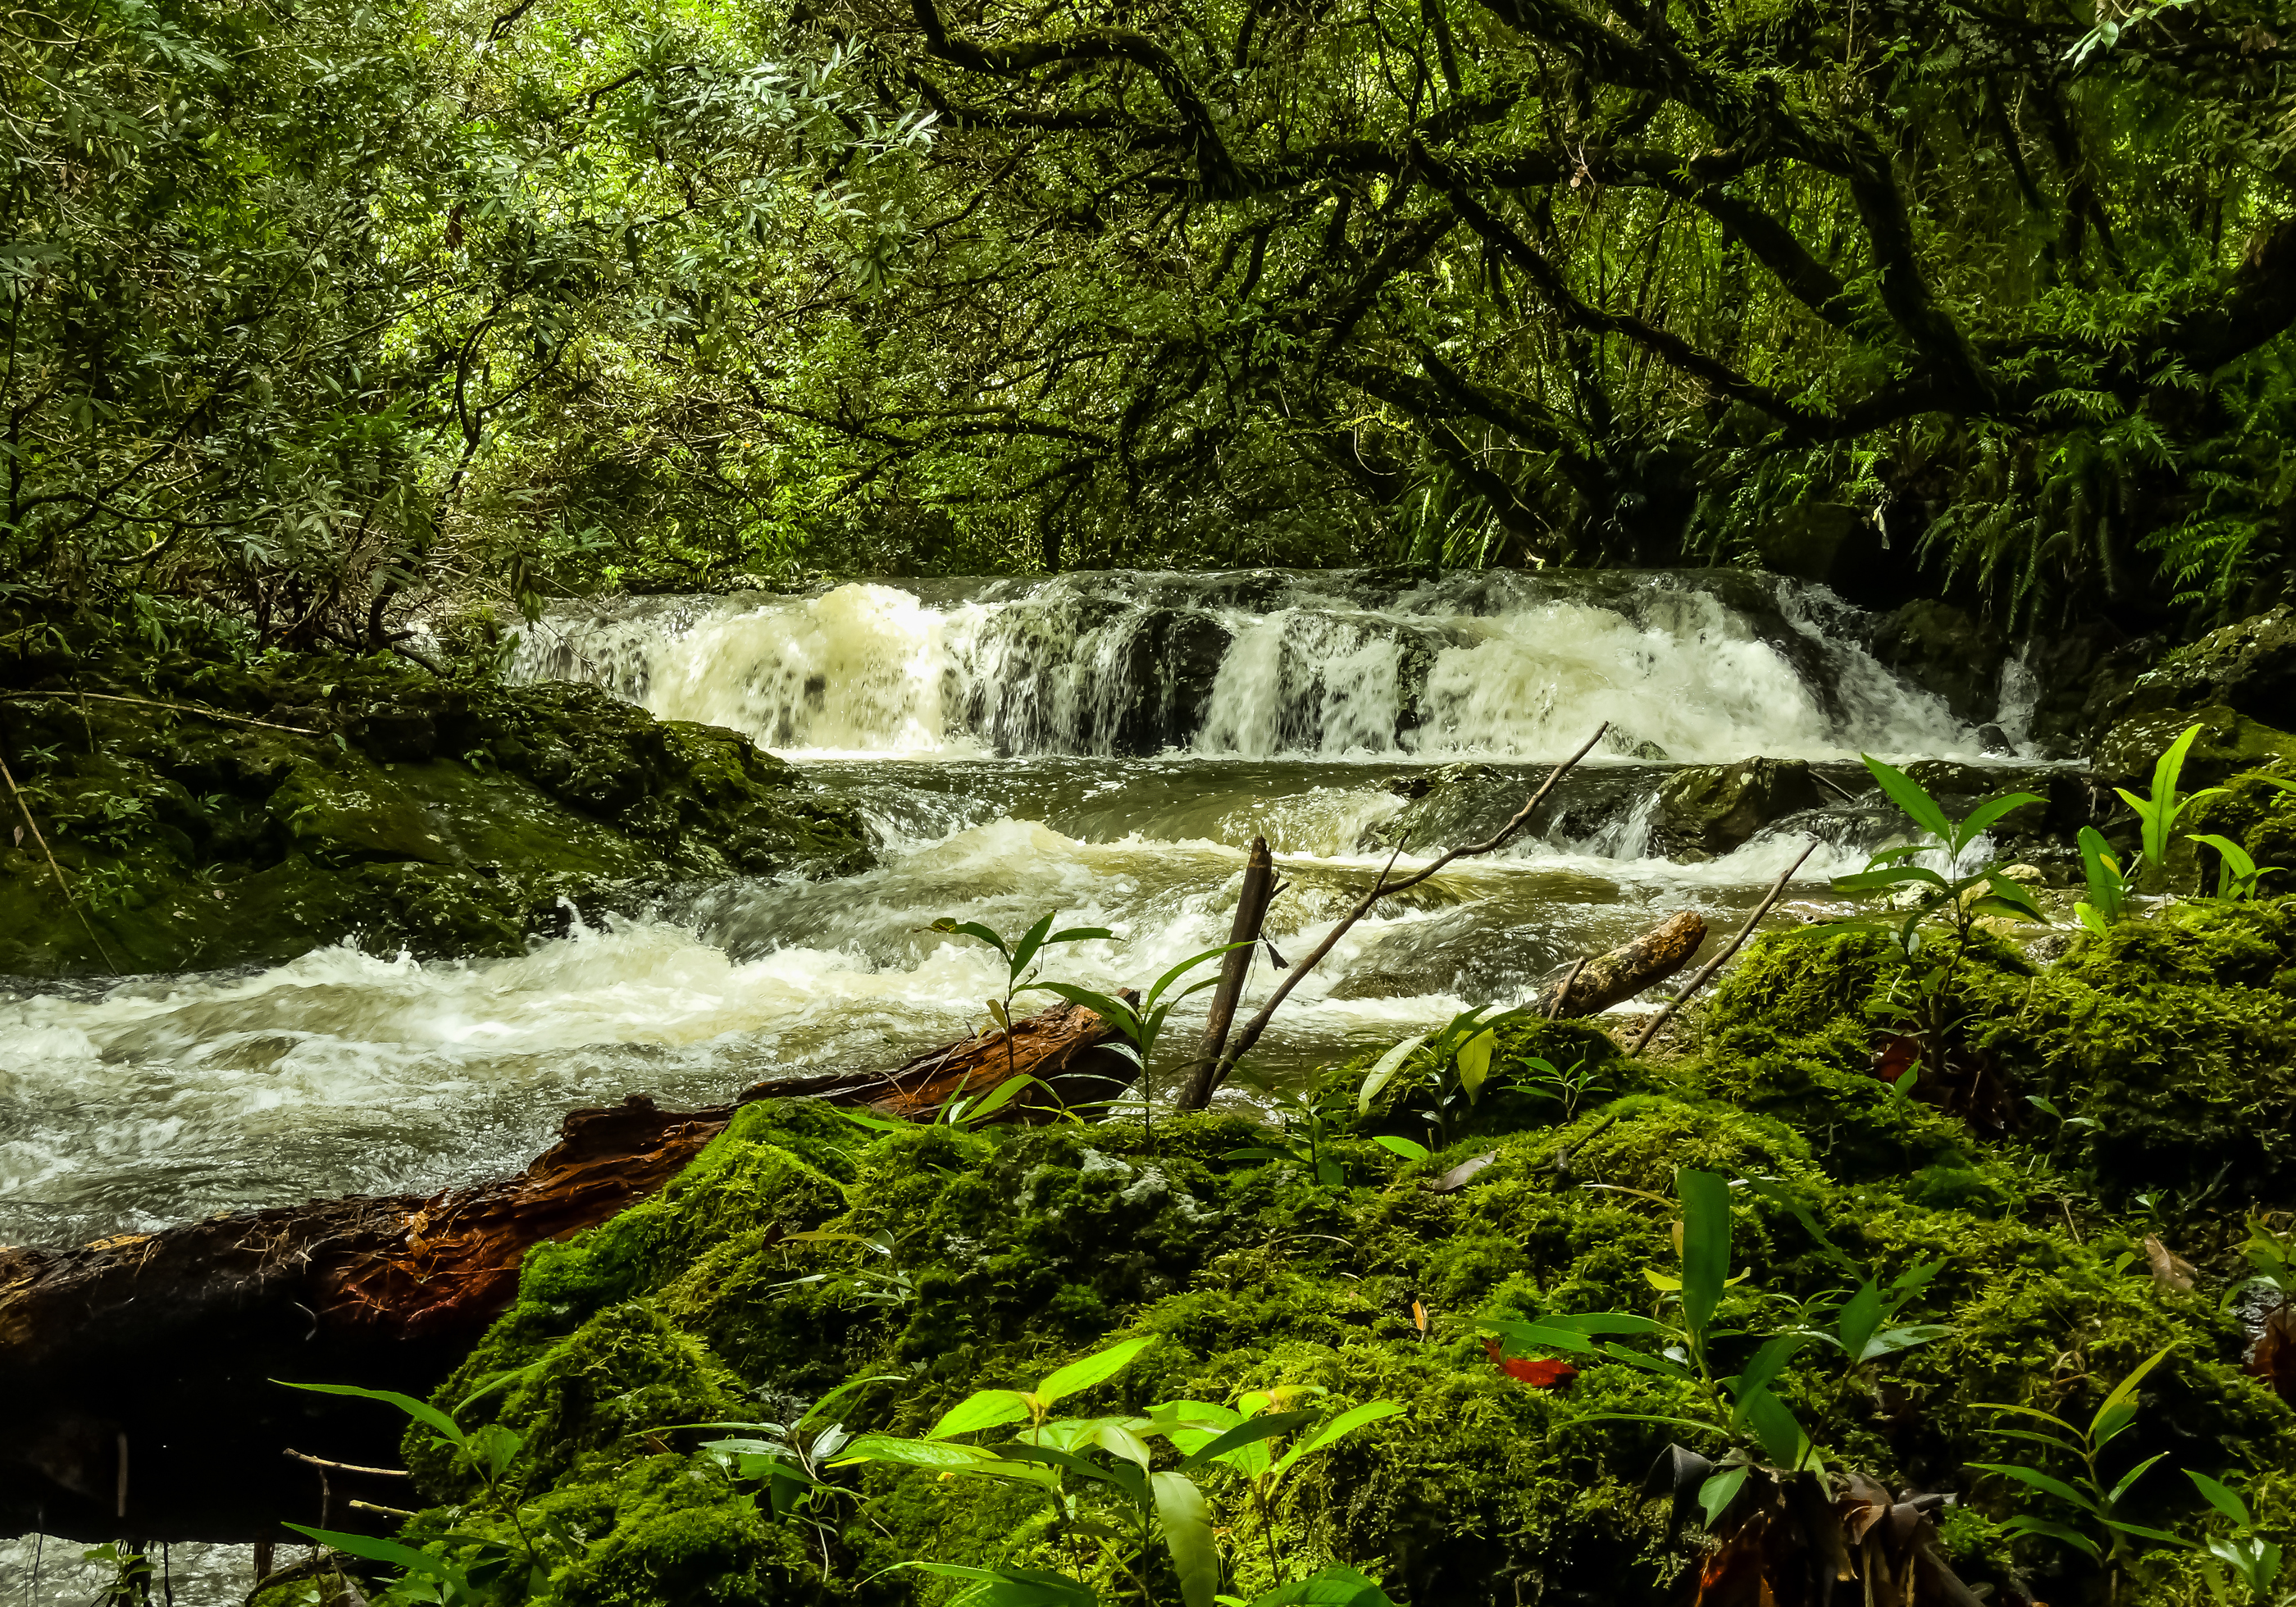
[
  {"left": 1734, "top": 1385, "right": 1811, "bottom": 1470},
  {"left": 1956, "top": 792, "right": 2047, "bottom": 846},
  {"left": 1863, "top": 753, "right": 1955, "bottom": 843},
  {"left": 2088, "top": 1344, "right": 2175, "bottom": 1445},
  {"left": 1730, "top": 1334, "right": 1805, "bottom": 1405},
  {"left": 1833, "top": 865, "right": 1951, "bottom": 894},
  {"left": 956, "top": 1074, "right": 1046, "bottom": 1126},
  {"left": 1676, "top": 1169, "right": 1733, "bottom": 1341},
  {"left": 1358, "top": 1032, "right": 1429, "bottom": 1115},
  {"left": 1007, "top": 913, "right": 1059, "bottom": 981},
  {"left": 888, "top": 1563, "right": 1097, "bottom": 1607},
  {"left": 1969, "top": 1462, "right": 2100, "bottom": 1514},
  {"left": 1037, "top": 1335, "right": 1156, "bottom": 1404},
  {"left": 1145, "top": 940, "right": 1257, "bottom": 1013},
  {"left": 1174, "top": 1409, "right": 1315, "bottom": 1470},
  {"left": 1273, "top": 1399, "right": 1405, "bottom": 1477},
  {"left": 927, "top": 1389, "right": 1033, "bottom": 1440},
  {"left": 933, "top": 919, "right": 1013, "bottom": 962},
  {"left": 1152, "top": 1471, "right": 1221, "bottom": 1607},
  {"left": 2002, "top": 1515, "right": 2102, "bottom": 1559},
  {"left": 1455, "top": 1029, "right": 1496, "bottom": 1102},
  {"left": 280, "top": 1525, "right": 454, "bottom": 1581},
  {"left": 1697, "top": 1466, "right": 1750, "bottom": 1527},
  {"left": 832, "top": 1434, "right": 998, "bottom": 1469},
  {"left": 1246, "top": 1564, "right": 1399, "bottom": 1605},
  {"left": 1032, "top": 983, "right": 1143, "bottom": 1045},
  {"left": 2106, "top": 1452, "right": 2168, "bottom": 1509},
  {"left": 1836, "top": 1281, "right": 1883, "bottom": 1359},
  {"left": 1858, "top": 1324, "right": 1950, "bottom": 1363},
  {"left": 2187, "top": 1469, "right": 2254, "bottom": 1528},
  {"left": 276, "top": 1380, "right": 463, "bottom": 1446},
  {"left": 1372, "top": 1135, "right": 1429, "bottom": 1163}
]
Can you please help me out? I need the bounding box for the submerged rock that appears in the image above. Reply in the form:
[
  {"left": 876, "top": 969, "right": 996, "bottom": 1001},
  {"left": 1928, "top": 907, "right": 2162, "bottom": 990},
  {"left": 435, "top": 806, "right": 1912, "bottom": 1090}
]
[
  {"left": 0, "top": 661, "right": 874, "bottom": 975},
  {"left": 1648, "top": 758, "right": 1821, "bottom": 861}
]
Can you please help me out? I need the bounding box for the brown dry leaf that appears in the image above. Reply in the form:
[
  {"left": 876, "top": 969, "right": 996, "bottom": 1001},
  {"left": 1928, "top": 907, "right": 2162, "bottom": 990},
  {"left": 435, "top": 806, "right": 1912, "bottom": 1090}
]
[
  {"left": 2143, "top": 1235, "right": 2198, "bottom": 1293},
  {"left": 2250, "top": 1300, "right": 2296, "bottom": 1405}
]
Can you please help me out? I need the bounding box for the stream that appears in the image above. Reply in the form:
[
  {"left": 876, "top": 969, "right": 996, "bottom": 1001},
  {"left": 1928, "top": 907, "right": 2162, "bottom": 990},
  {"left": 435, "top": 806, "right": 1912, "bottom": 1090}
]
[{"left": 1, "top": 566, "right": 2048, "bottom": 1600}]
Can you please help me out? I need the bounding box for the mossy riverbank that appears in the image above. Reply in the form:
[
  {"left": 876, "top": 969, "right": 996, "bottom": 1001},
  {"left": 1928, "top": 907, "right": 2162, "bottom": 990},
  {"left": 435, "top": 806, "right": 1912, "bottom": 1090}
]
[
  {"left": 0, "top": 647, "right": 874, "bottom": 975},
  {"left": 288, "top": 893, "right": 2296, "bottom": 1607}
]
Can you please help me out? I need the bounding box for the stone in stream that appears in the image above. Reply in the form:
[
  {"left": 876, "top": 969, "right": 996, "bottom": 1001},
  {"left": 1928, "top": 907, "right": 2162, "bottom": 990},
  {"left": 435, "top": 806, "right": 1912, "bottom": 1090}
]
[
  {"left": 2094, "top": 704, "right": 2296, "bottom": 790},
  {"left": 1647, "top": 758, "right": 1823, "bottom": 862}
]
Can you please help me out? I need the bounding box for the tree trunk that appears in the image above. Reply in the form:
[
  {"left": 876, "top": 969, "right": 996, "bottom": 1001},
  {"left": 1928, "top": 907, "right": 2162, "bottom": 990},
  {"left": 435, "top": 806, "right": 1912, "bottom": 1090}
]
[
  {"left": 1177, "top": 835, "right": 1278, "bottom": 1110},
  {"left": 1531, "top": 911, "right": 1708, "bottom": 1018},
  {"left": 0, "top": 999, "right": 1130, "bottom": 1543}
]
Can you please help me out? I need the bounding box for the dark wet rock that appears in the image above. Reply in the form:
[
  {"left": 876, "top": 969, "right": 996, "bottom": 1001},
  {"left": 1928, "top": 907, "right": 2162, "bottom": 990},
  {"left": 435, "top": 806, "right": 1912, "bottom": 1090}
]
[
  {"left": 2098, "top": 606, "right": 2296, "bottom": 734},
  {"left": 1109, "top": 608, "right": 1232, "bottom": 754},
  {"left": 2011, "top": 622, "right": 2153, "bottom": 754},
  {"left": 1749, "top": 502, "right": 1868, "bottom": 585},
  {"left": 1364, "top": 762, "right": 1517, "bottom": 852},
  {"left": 1902, "top": 760, "right": 2100, "bottom": 865},
  {"left": 1871, "top": 600, "right": 2007, "bottom": 724},
  {"left": 2094, "top": 704, "right": 2296, "bottom": 790},
  {"left": 0, "top": 663, "right": 875, "bottom": 976},
  {"left": 1649, "top": 758, "right": 1823, "bottom": 861}
]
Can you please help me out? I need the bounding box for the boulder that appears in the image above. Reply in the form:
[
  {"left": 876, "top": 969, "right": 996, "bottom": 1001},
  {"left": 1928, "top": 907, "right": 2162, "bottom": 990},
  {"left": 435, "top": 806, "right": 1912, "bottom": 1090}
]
[
  {"left": 1749, "top": 501, "right": 1867, "bottom": 585},
  {"left": 1649, "top": 758, "right": 1823, "bottom": 861},
  {"left": 2101, "top": 606, "right": 2296, "bottom": 732},
  {"left": 2093, "top": 704, "right": 2296, "bottom": 790},
  {"left": 1364, "top": 763, "right": 1519, "bottom": 853},
  {"left": 1871, "top": 599, "right": 2007, "bottom": 724}
]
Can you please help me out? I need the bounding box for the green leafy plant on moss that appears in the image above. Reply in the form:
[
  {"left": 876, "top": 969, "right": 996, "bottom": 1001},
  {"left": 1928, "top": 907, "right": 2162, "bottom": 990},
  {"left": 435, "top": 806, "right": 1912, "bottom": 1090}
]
[
  {"left": 2185, "top": 1471, "right": 2289, "bottom": 1605},
  {"left": 1969, "top": 1345, "right": 2180, "bottom": 1584},
  {"left": 1224, "top": 1070, "right": 1356, "bottom": 1186},
  {"left": 2117, "top": 725, "right": 2226, "bottom": 894},
  {"left": 834, "top": 1336, "right": 1402, "bottom": 1607},
  {"left": 1821, "top": 756, "right": 2043, "bottom": 1089},
  {"left": 2077, "top": 826, "right": 2134, "bottom": 934},
  {"left": 1354, "top": 1004, "right": 1539, "bottom": 1148},
  {"left": 1487, "top": 1170, "right": 1946, "bottom": 1508},
  {"left": 683, "top": 1373, "right": 904, "bottom": 1573},
  {"left": 2189, "top": 835, "right": 2286, "bottom": 904}
]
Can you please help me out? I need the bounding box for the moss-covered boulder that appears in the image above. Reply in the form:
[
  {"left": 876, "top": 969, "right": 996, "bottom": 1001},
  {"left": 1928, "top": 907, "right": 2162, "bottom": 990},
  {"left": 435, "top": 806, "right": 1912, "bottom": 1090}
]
[
  {"left": 1648, "top": 758, "right": 1821, "bottom": 861},
  {"left": 0, "top": 650, "right": 874, "bottom": 975},
  {"left": 2104, "top": 606, "right": 2296, "bottom": 731},
  {"left": 2094, "top": 704, "right": 2296, "bottom": 790}
]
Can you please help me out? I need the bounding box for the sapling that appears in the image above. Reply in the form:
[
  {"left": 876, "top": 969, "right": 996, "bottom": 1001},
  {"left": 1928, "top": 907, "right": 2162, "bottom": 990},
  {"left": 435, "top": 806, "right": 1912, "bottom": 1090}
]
[{"left": 932, "top": 910, "right": 1114, "bottom": 1079}]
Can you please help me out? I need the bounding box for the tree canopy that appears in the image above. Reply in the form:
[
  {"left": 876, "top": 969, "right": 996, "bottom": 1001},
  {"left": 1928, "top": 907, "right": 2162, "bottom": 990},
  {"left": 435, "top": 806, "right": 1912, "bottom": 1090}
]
[{"left": 5, "top": 0, "right": 2295, "bottom": 650}]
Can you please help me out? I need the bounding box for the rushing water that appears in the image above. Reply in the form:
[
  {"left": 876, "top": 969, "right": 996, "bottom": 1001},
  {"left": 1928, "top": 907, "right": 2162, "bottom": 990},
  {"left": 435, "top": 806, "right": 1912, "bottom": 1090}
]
[{"left": 2, "top": 568, "right": 2020, "bottom": 1257}]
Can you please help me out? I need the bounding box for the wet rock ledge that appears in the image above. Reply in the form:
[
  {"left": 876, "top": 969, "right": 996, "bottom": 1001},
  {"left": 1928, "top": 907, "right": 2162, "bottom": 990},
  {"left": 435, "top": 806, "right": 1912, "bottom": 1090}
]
[{"left": 0, "top": 651, "right": 874, "bottom": 976}]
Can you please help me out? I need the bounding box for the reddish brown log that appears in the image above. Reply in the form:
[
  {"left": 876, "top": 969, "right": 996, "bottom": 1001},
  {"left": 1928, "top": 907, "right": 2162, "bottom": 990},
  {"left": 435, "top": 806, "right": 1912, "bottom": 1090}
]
[{"left": 0, "top": 999, "right": 1129, "bottom": 1542}]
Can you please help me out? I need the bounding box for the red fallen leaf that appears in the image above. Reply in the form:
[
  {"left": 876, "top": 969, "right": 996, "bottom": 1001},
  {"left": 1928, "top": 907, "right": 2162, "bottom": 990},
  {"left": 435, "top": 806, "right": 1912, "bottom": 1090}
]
[{"left": 1483, "top": 1337, "right": 1577, "bottom": 1388}]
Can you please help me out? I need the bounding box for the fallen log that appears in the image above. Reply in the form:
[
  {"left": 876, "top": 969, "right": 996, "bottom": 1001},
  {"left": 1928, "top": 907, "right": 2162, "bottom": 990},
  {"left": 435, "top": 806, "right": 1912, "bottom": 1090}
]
[
  {"left": 1530, "top": 910, "right": 1708, "bottom": 1019},
  {"left": 0, "top": 999, "right": 1130, "bottom": 1543}
]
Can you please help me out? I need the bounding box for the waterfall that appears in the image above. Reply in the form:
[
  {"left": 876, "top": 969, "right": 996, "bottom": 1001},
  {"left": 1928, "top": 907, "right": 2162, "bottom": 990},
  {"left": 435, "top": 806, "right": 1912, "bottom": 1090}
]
[{"left": 512, "top": 568, "right": 1979, "bottom": 762}]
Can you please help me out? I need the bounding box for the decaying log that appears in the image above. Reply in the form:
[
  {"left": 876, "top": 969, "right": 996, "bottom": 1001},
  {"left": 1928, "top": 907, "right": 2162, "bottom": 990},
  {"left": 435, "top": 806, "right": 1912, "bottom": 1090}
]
[
  {"left": 1531, "top": 910, "right": 1708, "bottom": 1018},
  {"left": 0, "top": 999, "right": 1128, "bottom": 1543}
]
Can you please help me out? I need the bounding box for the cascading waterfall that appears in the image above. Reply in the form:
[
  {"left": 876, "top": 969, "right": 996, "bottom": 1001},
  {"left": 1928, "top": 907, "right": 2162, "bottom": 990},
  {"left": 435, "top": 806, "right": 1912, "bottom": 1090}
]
[{"left": 512, "top": 568, "right": 1982, "bottom": 762}]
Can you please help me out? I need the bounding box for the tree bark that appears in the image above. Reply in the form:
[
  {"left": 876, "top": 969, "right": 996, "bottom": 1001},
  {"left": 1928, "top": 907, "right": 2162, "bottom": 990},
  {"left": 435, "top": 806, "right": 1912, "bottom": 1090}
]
[
  {"left": 1177, "top": 835, "right": 1277, "bottom": 1110},
  {"left": 0, "top": 999, "right": 1130, "bottom": 1543},
  {"left": 1530, "top": 910, "right": 1708, "bottom": 1018}
]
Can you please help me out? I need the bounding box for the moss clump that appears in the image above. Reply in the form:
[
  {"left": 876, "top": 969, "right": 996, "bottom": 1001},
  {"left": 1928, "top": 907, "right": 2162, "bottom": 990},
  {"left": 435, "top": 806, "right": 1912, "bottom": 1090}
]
[
  {"left": 371, "top": 901, "right": 2296, "bottom": 1607},
  {"left": 0, "top": 647, "right": 873, "bottom": 974}
]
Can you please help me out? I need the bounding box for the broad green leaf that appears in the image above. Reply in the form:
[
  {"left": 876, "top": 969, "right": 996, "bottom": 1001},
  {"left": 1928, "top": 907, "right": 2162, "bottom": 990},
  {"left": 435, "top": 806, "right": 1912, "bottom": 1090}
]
[
  {"left": 1455, "top": 1029, "right": 1496, "bottom": 1102},
  {"left": 1832, "top": 865, "right": 1951, "bottom": 894},
  {"left": 1730, "top": 1334, "right": 1805, "bottom": 1404},
  {"left": 933, "top": 919, "right": 1013, "bottom": 962},
  {"left": 1273, "top": 1399, "right": 1403, "bottom": 1477},
  {"left": 2187, "top": 1469, "right": 2253, "bottom": 1527},
  {"left": 1969, "top": 1462, "right": 2100, "bottom": 1514},
  {"left": 1032, "top": 983, "right": 1143, "bottom": 1045},
  {"left": 832, "top": 1433, "right": 999, "bottom": 1469},
  {"left": 1046, "top": 926, "right": 1115, "bottom": 947},
  {"left": 958, "top": 1073, "right": 1046, "bottom": 1125},
  {"left": 1372, "top": 1135, "right": 1430, "bottom": 1163},
  {"left": 890, "top": 1562, "right": 1097, "bottom": 1607},
  {"left": 1955, "top": 792, "right": 2048, "bottom": 847},
  {"left": 927, "top": 1389, "right": 1033, "bottom": 1440},
  {"left": 1245, "top": 1564, "right": 1399, "bottom": 1605},
  {"left": 1697, "top": 1466, "right": 1750, "bottom": 1528},
  {"left": 1358, "top": 1032, "right": 1430, "bottom": 1115},
  {"left": 2002, "top": 1515, "right": 2102, "bottom": 1559},
  {"left": 1007, "top": 913, "right": 1059, "bottom": 979},
  {"left": 1152, "top": 1471, "right": 1221, "bottom": 1607},
  {"left": 1836, "top": 1281, "right": 1883, "bottom": 1359},
  {"left": 1038, "top": 1335, "right": 1156, "bottom": 1404},
  {"left": 1858, "top": 1324, "right": 1950, "bottom": 1363},
  {"left": 276, "top": 1380, "right": 463, "bottom": 1446},
  {"left": 2098, "top": 1517, "right": 2189, "bottom": 1546},
  {"left": 1863, "top": 753, "right": 1955, "bottom": 842},
  {"left": 1176, "top": 1409, "right": 1316, "bottom": 1470},
  {"left": 1527, "top": 1312, "right": 1668, "bottom": 1335},
  {"left": 1676, "top": 1169, "right": 1733, "bottom": 1340},
  {"left": 2088, "top": 1344, "right": 2175, "bottom": 1443},
  {"left": 1145, "top": 940, "right": 1257, "bottom": 1012},
  {"left": 1734, "top": 1384, "right": 1809, "bottom": 1469},
  {"left": 2106, "top": 1451, "right": 2168, "bottom": 1508},
  {"left": 280, "top": 1525, "right": 454, "bottom": 1580}
]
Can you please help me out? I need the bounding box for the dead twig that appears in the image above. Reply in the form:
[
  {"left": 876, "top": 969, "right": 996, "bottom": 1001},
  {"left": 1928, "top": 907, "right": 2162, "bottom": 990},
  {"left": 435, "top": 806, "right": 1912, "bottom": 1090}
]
[
  {"left": 1197, "top": 723, "right": 1609, "bottom": 1103},
  {"left": 1625, "top": 839, "right": 1819, "bottom": 1056},
  {"left": 1545, "top": 956, "right": 1589, "bottom": 1019},
  {"left": 283, "top": 1449, "right": 410, "bottom": 1479},
  {"left": 0, "top": 689, "right": 317, "bottom": 735}
]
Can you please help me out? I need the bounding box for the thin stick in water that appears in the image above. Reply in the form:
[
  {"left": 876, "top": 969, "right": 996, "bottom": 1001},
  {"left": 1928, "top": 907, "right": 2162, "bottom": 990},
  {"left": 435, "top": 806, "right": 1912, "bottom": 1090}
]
[{"left": 1626, "top": 838, "right": 1820, "bottom": 1057}]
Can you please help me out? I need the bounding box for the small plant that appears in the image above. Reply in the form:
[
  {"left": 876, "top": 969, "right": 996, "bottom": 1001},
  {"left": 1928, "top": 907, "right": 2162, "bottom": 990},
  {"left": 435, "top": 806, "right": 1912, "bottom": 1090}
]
[
  {"left": 2189, "top": 834, "right": 2285, "bottom": 903},
  {"left": 1355, "top": 1004, "right": 1538, "bottom": 1149},
  {"left": 1224, "top": 1069, "right": 1355, "bottom": 1186},
  {"left": 2116, "top": 724, "right": 2225, "bottom": 893},
  {"left": 1038, "top": 940, "right": 1252, "bottom": 1139},
  {"left": 2076, "top": 826, "right": 2134, "bottom": 933},
  {"left": 834, "top": 1335, "right": 1402, "bottom": 1607},
  {"left": 1969, "top": 1345, "right": 2180, "bottom": 1579},
  {"left": 932, "top": 910, "right": 1113, "bottom": 1077},
  {"left": 682, "top": 1374, "right": 902, "bottom": 1574},
  {"left": 2186, "top": 1470, "right": 2287, "bottom": 1603}
]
